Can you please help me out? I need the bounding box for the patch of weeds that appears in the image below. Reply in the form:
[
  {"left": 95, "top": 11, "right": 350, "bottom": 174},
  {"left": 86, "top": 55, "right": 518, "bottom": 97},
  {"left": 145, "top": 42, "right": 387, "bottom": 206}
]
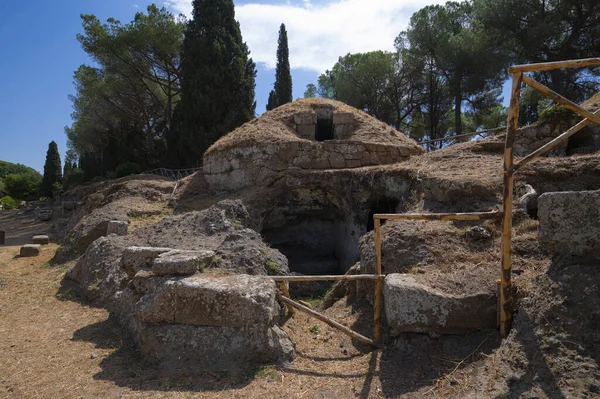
[
  {"left": 41, "top": 261, "right": 53, "bottom": 268},
  {"left": 254, "top": 365, "right": 279, "bottom": 380},
  {"left": 198, "top": 261, "right": 207, "bottom": 271},
  {"left": 210, "top": 254, "right": 221, "bottom": 267},
  {"left": 234, "top": 221, "right": 241, "bottom": 230},
  {"left": 56, "top": 288, "right": 77, "bottom": 301},
  {"left": 67, "top": 235, "right": 75, "bottom": 245},
  {"left": 159, "top": 378, "right": 178, "bottom": 389},
  {"left": 309, "top": 324, "right": 321, "bottom": 334},
  {"left": 266, "top": 260, "right": 278, "bottom": 272},
  {"left": 88, "top": 279, "right": 101, "bottom": 292}
]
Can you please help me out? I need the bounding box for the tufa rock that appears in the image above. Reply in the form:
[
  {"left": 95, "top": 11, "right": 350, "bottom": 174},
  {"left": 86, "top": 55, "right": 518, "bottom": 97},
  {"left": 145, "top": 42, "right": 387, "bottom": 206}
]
[
  {"left": 32, "top": 235, "right": 50, "bottom": 245},
  {"left": 20, "top": 244, "right": 41, "bottom": 257},
  {"left": 538, "top": 190, "right": 600, "bottom": 259},
  {"left": 384, "top": 274, "right": 497, "bottom": 335},
  {"left": 151, "top": 249, "right": 215, "bottom": 276},
  {"left": 107, "top": 220, "right": 128, "bottom": 236}
]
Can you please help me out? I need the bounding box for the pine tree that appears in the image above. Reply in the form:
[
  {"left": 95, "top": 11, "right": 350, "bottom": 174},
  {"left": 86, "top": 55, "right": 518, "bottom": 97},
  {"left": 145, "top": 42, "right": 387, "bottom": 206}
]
[
  {"left": 181, "top": 0, "right": 257, "bottom": 165},
  {"left": 40, "top": 141, "right": 62, "bottom": 197},
  {"left": 267, "top": 23, "right": 292, "bottom": 111}
]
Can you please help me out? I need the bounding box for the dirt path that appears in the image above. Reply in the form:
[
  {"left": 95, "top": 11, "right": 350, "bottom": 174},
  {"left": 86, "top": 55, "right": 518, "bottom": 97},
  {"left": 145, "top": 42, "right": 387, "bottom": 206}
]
[{"left": 0, "top": 211, "right": 495, "bottom": 399}]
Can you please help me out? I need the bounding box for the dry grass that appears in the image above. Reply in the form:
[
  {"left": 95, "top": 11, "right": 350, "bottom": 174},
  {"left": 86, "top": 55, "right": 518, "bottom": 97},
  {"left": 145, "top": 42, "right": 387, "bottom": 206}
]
[{"left": 205, "top": 98, "right": 423, "bottom": 155}]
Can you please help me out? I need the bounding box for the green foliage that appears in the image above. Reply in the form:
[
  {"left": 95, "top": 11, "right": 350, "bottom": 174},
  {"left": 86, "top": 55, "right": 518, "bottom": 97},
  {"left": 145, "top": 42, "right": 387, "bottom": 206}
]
[
  {"left": 539, "top": 105, "right": 576, "bottom": 126},
  {"left": 115, "top": 162, "right": 141, "bottom": 178},
  {"left": 40, "top": 141, "right": 62, "bottom": 198},
  {"left": 266, "top": 260, "right": 278, "bottom": 272},
  {"left": 63, "top": 168, "right": 84, "bottom": 191},
  {"left": 406, "top": 1, "right": 508, "bottom": 137},
  {"left": 272, "top": 23, "right": 292, "bottom": 108},
  {"left": 1, "top": 195, "right": 19, "bottom": 210},
  {"left": 0, "top": 161, "right": 40, "bottom": 180},
  {"left": 67, "top": 5, "right": 184, "bottom": 177},
  {"left": 475, "top": 0, "right": 600, "bottom": 101},
  {"left": 3, "top": 173, "right": 40, "bottom": 200},
  {"left": 303, "top": 83, "right": 317, "bottom": 98},
  {"left": 180, "top": 0, "right": 257, "bottom": 166},
  {"left": 266, "top": 90, "right": 277, "bottom": 111},
  {"left": 309, "top": 324, "right": 321, "bottom": 334}
]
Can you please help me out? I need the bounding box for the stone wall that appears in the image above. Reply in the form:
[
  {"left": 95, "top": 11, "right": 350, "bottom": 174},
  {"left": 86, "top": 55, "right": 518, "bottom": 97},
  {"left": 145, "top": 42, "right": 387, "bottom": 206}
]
[
  {"left": 513, "top": 123, "right": 568, "bottom": 157},
  {"left": 203, "top": 140, "right": 413, "bottom": 191}
]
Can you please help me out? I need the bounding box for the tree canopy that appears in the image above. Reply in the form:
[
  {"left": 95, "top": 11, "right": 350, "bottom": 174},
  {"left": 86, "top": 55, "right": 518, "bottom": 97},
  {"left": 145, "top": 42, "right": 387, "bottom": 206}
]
[{"left": 179, "top": 0, "right": 257, "bottom": 166}]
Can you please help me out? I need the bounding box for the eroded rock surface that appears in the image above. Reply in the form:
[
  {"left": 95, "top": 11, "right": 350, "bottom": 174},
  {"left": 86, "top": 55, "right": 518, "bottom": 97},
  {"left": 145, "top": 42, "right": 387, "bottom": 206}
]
[
  {"left": 538, "top": 190, "right": 600, "bottom": 259},
  {"left": 384, "top": 274, "right": 497, "bottom": 335},
  {"left": 64, "top": 201, "right": 294, "bottom": 366}
]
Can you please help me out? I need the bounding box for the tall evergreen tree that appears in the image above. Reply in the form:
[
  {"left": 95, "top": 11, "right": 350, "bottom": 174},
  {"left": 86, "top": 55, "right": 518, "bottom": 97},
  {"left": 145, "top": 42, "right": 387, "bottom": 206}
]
[
  {"left": 266, "top": 23, "right": 292, "bottom": 110},
  {"left": 274, "top": 23, "right": 292, "bottom": 106},
  {"left": 40, "top": 141, "right": 62, "bottom": 197},
  {"left": 181, "top": 0, "right": 257, "bottom": 165},
  {"left": 266, "top": 90, "right": 277, "bottom": 111}
]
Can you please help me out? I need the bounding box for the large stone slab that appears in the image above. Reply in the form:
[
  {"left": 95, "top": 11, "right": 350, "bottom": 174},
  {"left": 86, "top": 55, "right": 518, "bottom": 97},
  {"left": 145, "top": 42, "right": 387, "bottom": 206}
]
[
  {"left": 20, "top": 244, "right": 41, "bottom": 257},
  {"left": 538, "top": 190, "right": 600, "bottom": 259},
  {"left": 121, "top": 246, "right": 173, "bottom": 277},
  {"left": 107, "top": 220, "right": 128, "bottom": 236},
  {"left": 384, "top": 274, "right": 496, "bottom": 335},
  {"left": 32, "top": 235, "right": 49, "bottom": 245},
  {"left": 136, "top": 275, "right": 280, "bottom": 328},
  {"left": 151, "top": 249, "right": 215, "bottom": 276}
]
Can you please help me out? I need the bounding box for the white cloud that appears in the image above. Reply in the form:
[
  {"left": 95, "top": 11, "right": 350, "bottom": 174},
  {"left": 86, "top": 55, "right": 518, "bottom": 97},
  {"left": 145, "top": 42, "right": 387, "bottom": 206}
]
[{"left": 165, "top": 0, "right": 446, "bottom": 72}]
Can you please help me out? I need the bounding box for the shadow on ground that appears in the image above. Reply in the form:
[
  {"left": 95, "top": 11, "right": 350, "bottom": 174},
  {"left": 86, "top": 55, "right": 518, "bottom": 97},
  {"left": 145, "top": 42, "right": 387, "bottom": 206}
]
[{"left": 0, "top": 209, "right": 52, "bottom": 246}]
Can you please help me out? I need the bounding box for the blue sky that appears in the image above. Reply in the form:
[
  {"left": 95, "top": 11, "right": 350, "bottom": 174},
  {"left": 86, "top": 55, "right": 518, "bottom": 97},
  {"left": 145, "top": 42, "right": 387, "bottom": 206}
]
[{"left": 1, "top": 0, "right": 508, "bottom": 172}]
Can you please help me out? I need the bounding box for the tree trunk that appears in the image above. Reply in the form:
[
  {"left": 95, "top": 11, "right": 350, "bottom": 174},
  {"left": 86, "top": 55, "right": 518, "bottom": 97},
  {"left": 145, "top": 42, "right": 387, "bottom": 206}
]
[{"left": 454, "top": 89, "right": 462, "bottom": 137}]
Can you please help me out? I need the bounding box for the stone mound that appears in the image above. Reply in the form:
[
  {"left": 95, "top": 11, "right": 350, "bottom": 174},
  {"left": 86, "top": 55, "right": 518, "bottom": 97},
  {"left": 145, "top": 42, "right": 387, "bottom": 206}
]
[
  {"left": 203, "top": 98, "right": 424, "bottom": 191},
  {"left": 64, "top": 200, "right": 294, "bottom": 366}
]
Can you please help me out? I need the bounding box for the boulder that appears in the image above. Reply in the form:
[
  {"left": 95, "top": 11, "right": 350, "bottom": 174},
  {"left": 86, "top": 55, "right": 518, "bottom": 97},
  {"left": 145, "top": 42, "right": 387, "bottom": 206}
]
[
  {"left": 121, "top": 246, "right": 173, "bottom": 277},
  {"left": 151, "top": 249, "right": 215, "bottom": 276},
  {"left": 538, "top": 190, "right": 600, "bottom": 259},
  {"left": 32, "top": 235, "right": 50, "bottom": 245},
  {"left": 136, "top": 322, "right": 294, "bottom": 366},
  {"left": 384, "top": 274, "right": 497, "bottom": 335},
  {"left": 20, "top": 244, "right": 41, "bottom": 257},
  {"left": 107, "top": 220, "right": 128, "bottom": 236},
  {"left": 136, "top": 275, "right": 280, "bottom": 327},
  {"left": 39, "top": 210, "right": 53, "bottom": 221}
]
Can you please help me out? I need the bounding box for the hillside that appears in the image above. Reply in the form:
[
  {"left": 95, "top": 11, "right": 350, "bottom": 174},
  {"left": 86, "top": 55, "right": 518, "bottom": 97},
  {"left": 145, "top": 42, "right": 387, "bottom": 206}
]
[{"left": 0, "top": 160, "right": 40, "bottom": 179}]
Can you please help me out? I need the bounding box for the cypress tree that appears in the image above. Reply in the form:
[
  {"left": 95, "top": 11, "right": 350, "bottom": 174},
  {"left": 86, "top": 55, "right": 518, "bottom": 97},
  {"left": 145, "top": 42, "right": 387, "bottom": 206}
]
[
  {"left": 266, "top": 23, "right": 292, "bottom": 111},
  {"left": 40, "top": 141, "right": 62, "bottom": 197},
  {"left": 266, "top": 90, "right": 277, "bottom": 111},
  {"left": 181, "top": 0, "right": 257, "bottom": 166},
  {"left": 274, "top": 23, "right": 292, "bottom": 106},
  {"left": 63, "top": 160, "right": 72, "bottom": 177}
]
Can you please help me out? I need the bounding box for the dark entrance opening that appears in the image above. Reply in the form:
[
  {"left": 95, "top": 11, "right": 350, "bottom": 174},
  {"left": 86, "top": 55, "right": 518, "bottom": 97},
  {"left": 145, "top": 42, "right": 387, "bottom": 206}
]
[
  {"left": 316, "top": 115, "right": 334, "bottom": 141},
  {"left": 367, "top": 198, "right": 399, "bottom": 231},
  {"left": 567, "top": 127, "right": 597, "bottom": 155}
]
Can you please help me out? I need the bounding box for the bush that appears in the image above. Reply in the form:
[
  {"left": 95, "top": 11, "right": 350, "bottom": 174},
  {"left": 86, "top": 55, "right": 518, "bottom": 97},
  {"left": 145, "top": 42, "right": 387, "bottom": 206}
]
[
  {"left": 1, "top": 195, "right": 19, "bottom": 210},
  {"left": 115, "top": 162, "right": 141, "bottom": 178},
  {"left": 4, "top": 173, "right": 40, "bottom": 200},
  {"left": 63, "top": 168, "right": 84, "bottom": 191}
]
